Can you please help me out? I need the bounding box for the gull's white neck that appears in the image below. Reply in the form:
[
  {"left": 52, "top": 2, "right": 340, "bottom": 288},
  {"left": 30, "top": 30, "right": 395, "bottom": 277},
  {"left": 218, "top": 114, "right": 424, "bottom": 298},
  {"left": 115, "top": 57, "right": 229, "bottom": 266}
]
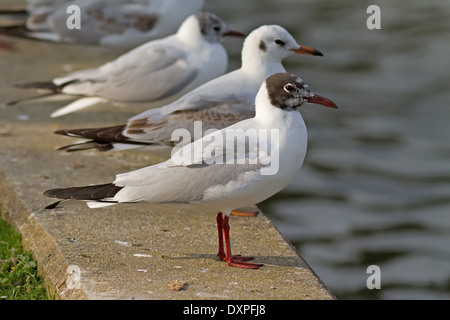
[
  {"left": 242, "top": 83, "right": 309, "bottom": 202},
  {"left": 254, "top": 85, "right": 302, "bottom": 125},
  {"left": 253, "top": 84, "right": 307, "bottom": 160},
  {"left": 241, "top": 53, "right": 286, "bottom": 80},
  {"left": 240, "top": 32, "right": 288, "bottom": 79}
]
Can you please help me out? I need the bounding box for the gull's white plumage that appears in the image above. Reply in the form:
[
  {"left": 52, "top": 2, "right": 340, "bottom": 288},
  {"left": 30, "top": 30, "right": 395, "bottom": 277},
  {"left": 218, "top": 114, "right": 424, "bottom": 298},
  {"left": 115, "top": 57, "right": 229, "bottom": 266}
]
[
  {"left": 47, "top": 73, "right": 337, "bottom": 210},
  {"left": 13, "top": 12, "right": 243, "bottom": 117},
  {"left": 44, "top": 73, "right": 338, "bottom": 269},
  {"left": 56, "top": 14, "right": 228, "bottom": 101},
  {"left": 55, "top": 25, "right": 323, "bottom": 152},
  {"left": 44, "top": 73, "right": 337, "bottom": 269},
  {"left": 0, "top": 0, "right": 205, "bottom": 48}
]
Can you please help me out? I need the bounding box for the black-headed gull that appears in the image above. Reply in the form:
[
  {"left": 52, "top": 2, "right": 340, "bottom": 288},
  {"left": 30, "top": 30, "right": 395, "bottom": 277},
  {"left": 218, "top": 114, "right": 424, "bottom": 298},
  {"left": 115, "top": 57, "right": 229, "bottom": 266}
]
[
  {"left": 0, "top": 0, "right": 204, "bottom": 48},
  {"left": 44, "top": 73, "right": 338, "bottom": 269},
  {"left": 54, "top": 25, "right": 323, "bottom": 153},
  {"left": 11, "top": 12, "right": 245, "bottom": 117}
]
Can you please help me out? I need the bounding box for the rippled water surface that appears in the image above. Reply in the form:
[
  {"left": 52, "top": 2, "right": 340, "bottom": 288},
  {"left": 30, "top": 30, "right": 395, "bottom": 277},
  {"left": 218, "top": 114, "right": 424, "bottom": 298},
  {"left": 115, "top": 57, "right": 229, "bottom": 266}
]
[
  {"left": 208, "top": 0, "right": 450, "bottom": 299},
  {"left": 213, "top": 0, "right": 450, "bottom": 299},
  {"left": 2, "top": 0, "right": 450, "bottom": 299}
]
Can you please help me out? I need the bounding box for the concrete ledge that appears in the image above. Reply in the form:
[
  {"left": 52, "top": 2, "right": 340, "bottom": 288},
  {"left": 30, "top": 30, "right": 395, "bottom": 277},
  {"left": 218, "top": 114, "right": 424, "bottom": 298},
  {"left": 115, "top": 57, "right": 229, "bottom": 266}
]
[{"left": 0, "top": 119, "right": 335, "bottom": 300}]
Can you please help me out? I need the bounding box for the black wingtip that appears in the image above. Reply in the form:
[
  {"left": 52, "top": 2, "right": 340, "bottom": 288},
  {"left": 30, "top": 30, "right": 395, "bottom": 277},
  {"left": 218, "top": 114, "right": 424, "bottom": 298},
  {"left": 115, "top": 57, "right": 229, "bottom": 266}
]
[
  {"left": 13, "top": 81, "right": 60, "bottom": 92},
  {"left": 45, "top": 200, "right": 63, "bottom": 210},
  {"left": 53, "top": 129, "right": 66, "bottom": 136},
  {"left": 56, "top": 141, "right": 115, "bottom": 152},
  {"left": 43, "top": 188, "right": 57, "bottom": 197},
  {"left": 44, "top": 184, "right": 123, "bottom": 201}
]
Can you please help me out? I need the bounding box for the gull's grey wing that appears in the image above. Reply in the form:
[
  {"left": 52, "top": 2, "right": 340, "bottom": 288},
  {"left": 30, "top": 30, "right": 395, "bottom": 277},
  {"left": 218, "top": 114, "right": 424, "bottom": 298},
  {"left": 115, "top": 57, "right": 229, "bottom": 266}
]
[
  {"left": 159, "top": 69, "right": 258, "bottom": 115},
  {"left": 113, "top": 159, "right": 264, "bottom": 204},
  {"left": 55, "top": 40, "right": 198, "bottom": 101},
  {"left": 27, "top": 1, "right": 159, "bottom": 45},
  {"left": 124, "top": 106, "right": 255, "bottom": 146},
  {"left": 113, "top": 119, "right": 268, "bottom": 204}
]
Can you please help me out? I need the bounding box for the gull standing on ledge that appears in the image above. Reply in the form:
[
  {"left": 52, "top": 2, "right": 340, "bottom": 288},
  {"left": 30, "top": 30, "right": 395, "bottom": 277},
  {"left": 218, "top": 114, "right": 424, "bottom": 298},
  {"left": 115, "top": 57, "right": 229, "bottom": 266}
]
[
  {"left": 11, "top": 12, "right": 245, "bottom": 117},
  {"left": 0, "top": 0, "right": 205, "bottom": 48},
  {"left": 54, "top": 25, "right": 323, "bottom": 153},
  {"left": 44, "top": 73, "right": 338, "bottom": 269}
]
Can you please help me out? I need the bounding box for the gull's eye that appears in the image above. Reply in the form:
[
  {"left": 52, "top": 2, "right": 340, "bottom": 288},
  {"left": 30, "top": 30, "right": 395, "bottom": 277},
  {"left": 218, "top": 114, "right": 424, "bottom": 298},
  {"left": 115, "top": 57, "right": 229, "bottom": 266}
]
[
  {"left": 214, "top": 26, "right": 221, "bottom": 32},
  {"left": 274, "top": 39, "right": 285, "bottom": 46},
  {"left": 284, "top": 83, "right": 296, "bottom": 93}
]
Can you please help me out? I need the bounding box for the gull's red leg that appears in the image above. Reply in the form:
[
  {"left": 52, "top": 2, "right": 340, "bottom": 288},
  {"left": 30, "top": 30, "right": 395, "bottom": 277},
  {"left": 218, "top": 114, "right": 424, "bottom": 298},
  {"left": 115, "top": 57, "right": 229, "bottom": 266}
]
[
  {"left": 222, "top": 215, "right": 263, "bottom": 269},
  {"left": 217, "top": 212, "right": 251, "bottom": 262},
  {"left": 216, "top": 212, "right": 226, "bottom": 261},
  {"left": 217, "top": 212, "right": 253, "bottom": 262}
]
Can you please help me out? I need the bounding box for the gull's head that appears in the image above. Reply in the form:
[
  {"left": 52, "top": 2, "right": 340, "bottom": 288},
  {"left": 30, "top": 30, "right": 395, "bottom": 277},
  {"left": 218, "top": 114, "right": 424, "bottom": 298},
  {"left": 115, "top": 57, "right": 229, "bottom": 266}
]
[
  {"left": 259, "top": 73, "right": 338, "bottom": 112},
  {"left": 179, "top": 12, "right": 245, "bottom": 43},
  {"left": 242, "top": 25, "right": 323, "bottom": 64}
]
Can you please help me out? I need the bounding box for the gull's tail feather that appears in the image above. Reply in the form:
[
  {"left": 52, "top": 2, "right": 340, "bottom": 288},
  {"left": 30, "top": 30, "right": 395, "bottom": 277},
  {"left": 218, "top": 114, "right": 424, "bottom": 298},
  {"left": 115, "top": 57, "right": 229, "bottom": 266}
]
[
  {"left": 57, "top": 141, "right": 112, "bottom": 152},
  {"left": 14, "top": 81, "right": 63, "bottom": 93},
  {"left": 44, "top": 200, "right": 63, "bottom": 210},
  {"left": 7, "top": 79, "right": 77, "bottom": 106},
  {"left": 50, "top": 97, "right": 108, "bottom": 118},
  {"left": 57, "top": 141, "right": 116, "bottom": 152},
  {"left": 54, "top": 124, "right": 156, "bottom": 152},
  {"left": 5, "top": 92, "right": 61, "bottom": 106},
  {"left": 54, "top": 125, "right": 128, "bottom": 141},
  {"left": 44, "top": 183, "right": 123, "bottom": 209},
  {"left": 55, "top": 124, "right": 126, "bottom": 152},
  {"left": 44, "top": 183, "right": 123, "bottom": 200},
  {"left": 57, "top": 141, "right": 146, "bottom": 152}
]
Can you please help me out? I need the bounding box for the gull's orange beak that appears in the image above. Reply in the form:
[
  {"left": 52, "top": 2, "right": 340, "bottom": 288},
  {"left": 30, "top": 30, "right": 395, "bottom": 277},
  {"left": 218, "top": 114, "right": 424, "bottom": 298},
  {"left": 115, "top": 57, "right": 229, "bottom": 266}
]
[{"left": 290, "top": 45, "right": 323, "bottom": 56}]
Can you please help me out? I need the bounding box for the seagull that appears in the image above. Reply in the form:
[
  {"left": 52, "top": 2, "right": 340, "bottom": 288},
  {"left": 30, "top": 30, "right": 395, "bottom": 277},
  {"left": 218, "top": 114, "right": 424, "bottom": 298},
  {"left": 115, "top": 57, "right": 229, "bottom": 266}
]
[
  {"left": 54, "top": 24, "right": 323, "bottom": 153},
  {"left": 0, "top": 0, "right": 205, "bottom": 48},
  {"left": 10, "top": 11, "right": 245, "bottom": 117},
  {"left": 44, "top": 73, "right": 338, "bottom": 269}
]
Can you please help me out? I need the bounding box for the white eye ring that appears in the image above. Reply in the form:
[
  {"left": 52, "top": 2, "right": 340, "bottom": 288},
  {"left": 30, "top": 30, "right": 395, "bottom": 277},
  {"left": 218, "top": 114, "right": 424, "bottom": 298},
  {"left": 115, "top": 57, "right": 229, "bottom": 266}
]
[{"left": 284, "top": 83, "right": 296, "bottom": 93}]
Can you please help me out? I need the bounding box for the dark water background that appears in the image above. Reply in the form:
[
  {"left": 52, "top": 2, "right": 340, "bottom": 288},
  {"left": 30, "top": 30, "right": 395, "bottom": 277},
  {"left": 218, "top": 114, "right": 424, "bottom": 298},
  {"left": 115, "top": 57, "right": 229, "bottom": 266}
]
[
  {"left": 205, "top": 0, "right": 450, "bottom": 299},
  {"left": 1, "top": 0, "right": 449, "bottom": 299}
]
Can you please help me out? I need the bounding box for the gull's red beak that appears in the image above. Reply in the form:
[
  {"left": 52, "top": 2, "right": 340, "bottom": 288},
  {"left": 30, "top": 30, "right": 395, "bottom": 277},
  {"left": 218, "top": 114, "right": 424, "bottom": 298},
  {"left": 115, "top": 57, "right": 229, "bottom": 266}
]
[
  {"left": 307, "top": 94, "right": 338, "bottom": 109},
  {"left": 290, "top": 45, "right": 323, "bottom": 57}
]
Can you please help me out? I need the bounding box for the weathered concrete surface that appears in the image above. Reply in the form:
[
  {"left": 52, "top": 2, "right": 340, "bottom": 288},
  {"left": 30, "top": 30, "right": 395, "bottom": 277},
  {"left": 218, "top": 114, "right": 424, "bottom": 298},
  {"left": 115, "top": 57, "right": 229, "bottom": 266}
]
[{"left": 0, "top": 37, "right": 335, "bottom": 300}]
